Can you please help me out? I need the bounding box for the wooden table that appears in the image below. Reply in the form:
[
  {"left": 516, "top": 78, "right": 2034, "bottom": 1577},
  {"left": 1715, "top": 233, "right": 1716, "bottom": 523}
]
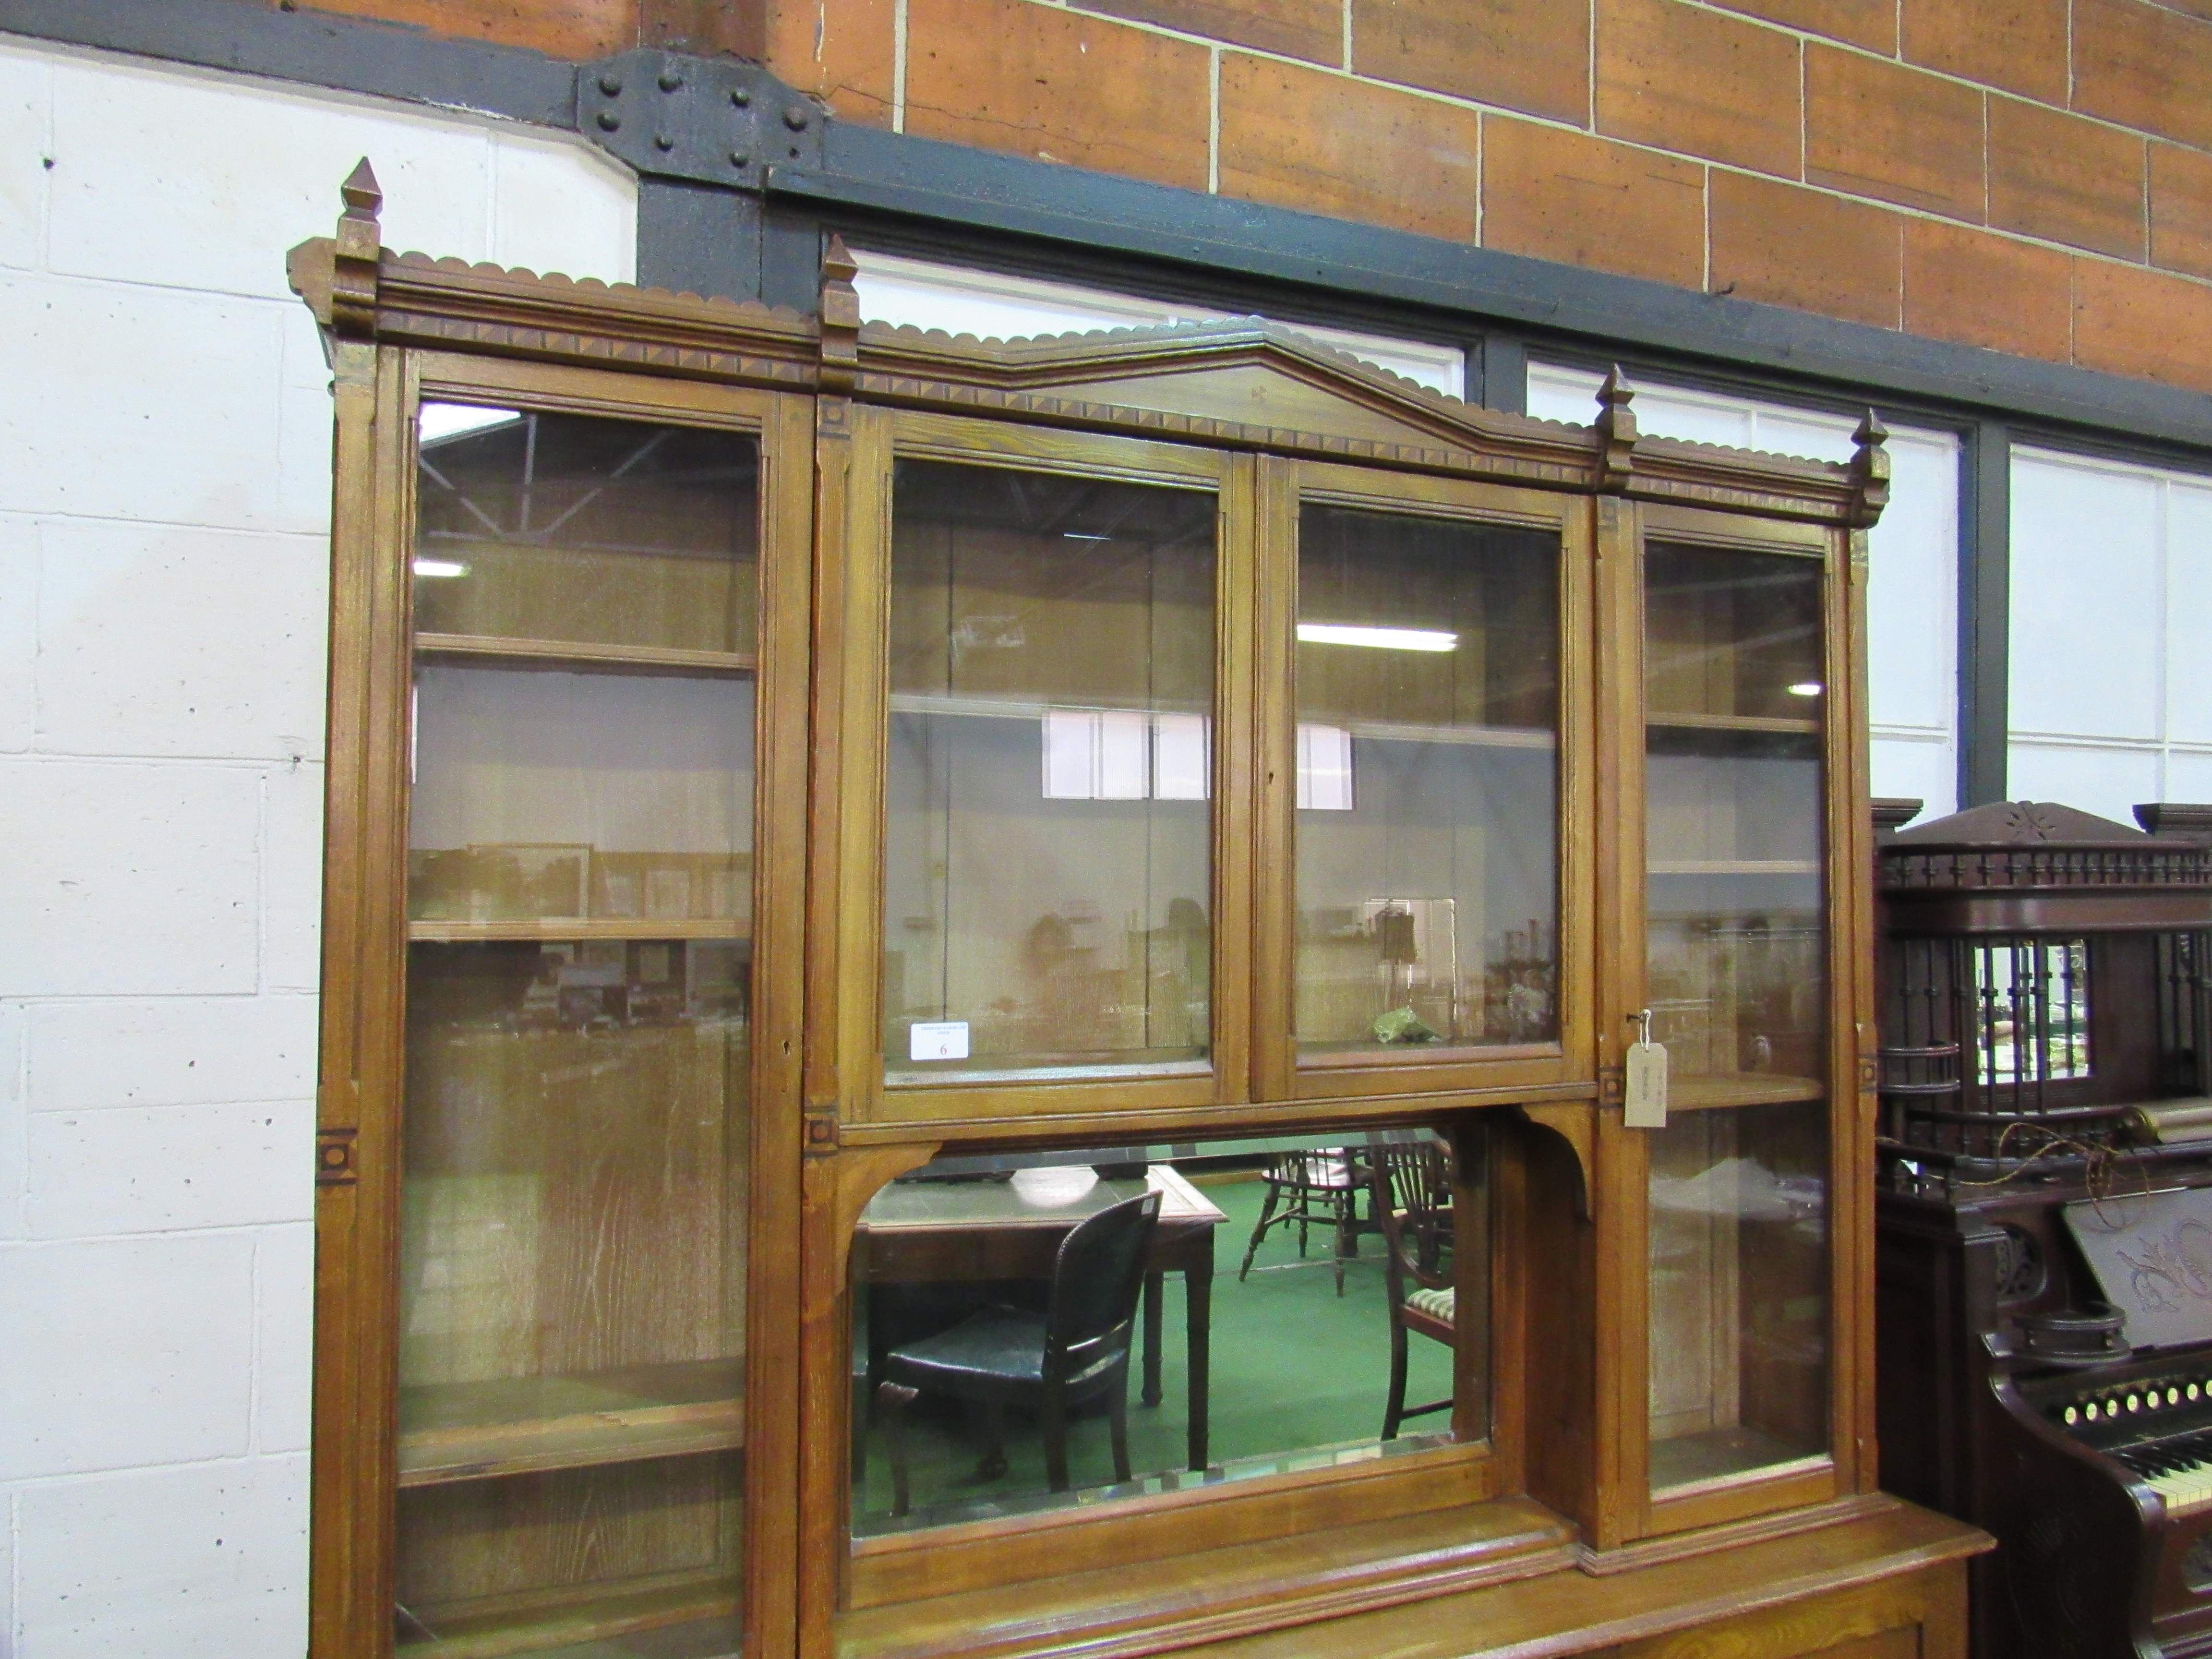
[{"left": 855, "top": 1165, "right": 1228, "bottom": 1472}]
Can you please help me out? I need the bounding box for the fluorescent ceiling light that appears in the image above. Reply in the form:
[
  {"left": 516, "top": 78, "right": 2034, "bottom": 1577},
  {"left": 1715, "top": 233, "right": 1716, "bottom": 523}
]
[
  {"left": 1297, "top": 623, "right": 1458, "bottom": 653},
  {"left": 413, "top": 558, "right": 470, "bottom": 579},
  {"left": 419, "top": 403, "right": 522, "bottom": 445},
  {"left": 1786, "top": 682, "right": 1824, "bottom": 697}
]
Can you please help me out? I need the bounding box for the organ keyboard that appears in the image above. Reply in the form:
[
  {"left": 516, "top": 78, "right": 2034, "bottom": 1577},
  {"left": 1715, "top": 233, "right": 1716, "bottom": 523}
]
[{"left": 2021, "top": 1361, "right": 2212, "bottom": 1520}]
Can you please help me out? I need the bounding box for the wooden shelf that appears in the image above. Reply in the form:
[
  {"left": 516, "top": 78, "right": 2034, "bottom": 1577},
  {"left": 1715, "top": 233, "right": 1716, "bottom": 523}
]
[
  {"left": 1648, "top": 710, "right": 1820, "bottom": 735},
  {"left": 1671, "top": 1072, "right": 1826, "bottom": 1111},
  {"left": 407, "top": 917, "right": 749, "bottom": 942},
  {"left": 398, "top": 1360, "right": 744, "bottom": 1488},
  {"left": 399, "top": 1570, "right": 739, "bottom": 1659},
  {"left": 415, "top": 631, "right": 757, "bottom": 677},
  {"left": 1648, "top": 859, "right": 1821, "bottom": 877}
]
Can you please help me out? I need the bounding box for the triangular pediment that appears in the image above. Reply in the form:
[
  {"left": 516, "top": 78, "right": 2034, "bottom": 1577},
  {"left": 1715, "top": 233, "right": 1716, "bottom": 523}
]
[
  {"left": 1891, "top": 800, "right": 2152, "bottom": 847},
  {"left": 1048, "top": 358, "right": 1459, "bottom": 446},
  {"left": 857, "top": 317, "right": 1560, "bottom": 456}
]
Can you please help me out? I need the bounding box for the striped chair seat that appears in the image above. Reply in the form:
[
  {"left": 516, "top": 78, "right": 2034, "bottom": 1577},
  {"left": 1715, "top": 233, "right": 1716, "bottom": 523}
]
[{"left": 1404, "top": 1285, "right": 1455, "bottom": 1326}]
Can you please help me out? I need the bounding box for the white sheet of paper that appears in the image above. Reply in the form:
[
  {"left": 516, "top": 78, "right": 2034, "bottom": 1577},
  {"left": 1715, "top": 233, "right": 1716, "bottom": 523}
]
[{"left": 909, "top": 1021, "right": 970, "bottom": 1062}]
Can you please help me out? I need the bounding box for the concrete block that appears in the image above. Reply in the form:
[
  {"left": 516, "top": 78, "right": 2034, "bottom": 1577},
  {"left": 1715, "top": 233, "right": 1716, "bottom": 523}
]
[
  {"left": 2168, "top": 478, "right": 2212, "bottom": 746},
  {"left": 262, "top": 761, "right": 326, "bottom": 995},
  {"left": 491, "top": 129, "right": 637, "bottom": 283},
  {"left": 47, "top": 50, "right": 492, "bottom": 299},
  {"left": 0, "top": 41, "right": 47, "bottom": 272},
  {"left": 0, "top": 516, "right": 33, "bottom": 753},
  {"left": 15, "top": 1453, "right": 307, "bottom": 1658},
  {"left": 27, "top": 994, "right": 315, "bottom": 1112},
  {"left": 0, "top": 1487, "right": 14, "bottom": 1658},
  {"left": 27, "top": 1099, "right": 311, "bottom": 1238},
  {"left": 0, "top": 1000, "right": 23, "bottom": 1242},
  {"left": 0, "top": 273, "right": 300, "bottom": 532},
  {"left": 36, "top": 522, "right": 326, "bottom": 762},
  {"left": 2010, "top": 449, "right": 2163, "bottom": 740},
  {"left": 0, "top": 760, "right": 260, "bottom": 998},
  {"left": 2008, "top": 739, "right": 2163, "bottom": 827},
  {"left": 1870, "top": 731, "right": 1956, "bottom": 821},
  {"left": 274, "top": 307, "right": 337, "bottom": 538},
  {"left": 255, "top": 1222, "right": 313, "bottom": 1455},
  {"left": 0, "top": 1232, "right": 254, "bottom": 1479}
]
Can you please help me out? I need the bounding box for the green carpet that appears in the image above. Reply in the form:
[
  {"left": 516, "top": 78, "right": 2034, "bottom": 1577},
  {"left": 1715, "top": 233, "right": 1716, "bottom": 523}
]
[{"left": 852, "top": 1173, "right": 1458, "bottom": 1532}]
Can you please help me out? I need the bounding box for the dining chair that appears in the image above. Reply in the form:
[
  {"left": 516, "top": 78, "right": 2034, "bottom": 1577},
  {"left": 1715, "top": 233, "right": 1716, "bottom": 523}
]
[
  {"left": 1372, "top": 1140, "right": 1455, "bottom": 1439},
  {"left": 1236, "top": 1148, "right": 1368, "bottom": 1294},
  {"left": 873, "top": 1189, "right": 1162, "bottom": 1515}
]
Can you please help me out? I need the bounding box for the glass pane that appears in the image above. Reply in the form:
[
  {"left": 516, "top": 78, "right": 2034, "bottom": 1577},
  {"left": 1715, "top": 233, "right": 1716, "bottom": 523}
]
[
  {"left": 1647, "top": 1102, "right": 1830, "bottom": 1492},
  {"left": 849, "top": 1126, "right": 1482, "bottom": 1534},
  {"left": 414, "top": 403, "right": 758, "bottom": 656},
  {"left": 397, "top": 407, "right": 756, "bottom": 1659},
  {"left": 882, "top": 460, "right": 1215, "bottom": 1082},
  {"left": 1972, "top": 938, "right": 2093, "bottom": 1084},
  {"left": 1645, "top": 543, "right": 1826, "bottom": 1108},
  {"left": 1294, "top": 505, "right": 1560, "bottom": 1060}
]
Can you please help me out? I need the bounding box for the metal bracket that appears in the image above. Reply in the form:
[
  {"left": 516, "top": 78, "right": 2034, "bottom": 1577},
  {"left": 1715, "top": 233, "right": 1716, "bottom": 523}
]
[{"left": 578, "top": 49, "right": 821, "bottom": 191}]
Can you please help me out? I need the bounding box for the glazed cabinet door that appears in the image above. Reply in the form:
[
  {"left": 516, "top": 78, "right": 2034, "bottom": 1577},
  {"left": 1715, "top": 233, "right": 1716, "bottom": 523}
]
[
  {"left": 1252, "top": 463, "right": 1593, "bottom": 1103},
  {"left": 825, "top": 410, "right": 1250, "bottom": 1134},
  {"left": 1628, "top": 505, "right": 1865, "bottom": 1535},
  {"left": 316, "top": 350, "right": 811, "bottom": 1659}
]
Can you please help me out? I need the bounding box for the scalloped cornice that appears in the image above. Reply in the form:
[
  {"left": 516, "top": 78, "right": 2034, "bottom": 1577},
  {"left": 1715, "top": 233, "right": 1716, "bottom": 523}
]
[{"left": 286, "top": 166, "right": 1885, "bottom": 527}]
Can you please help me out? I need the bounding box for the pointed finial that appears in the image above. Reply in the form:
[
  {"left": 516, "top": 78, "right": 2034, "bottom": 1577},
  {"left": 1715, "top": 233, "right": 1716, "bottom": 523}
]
[
  {"left": 1594, "top": 364, "right": 1637, "bottom": 492},
  {"left": 330, "top": 158, "right": 383, "bottom": 338},
  {"left": 1850, "top": 407, "right": 1891, "bottom": 527},
  {"left": 340, "top": 157, "right": 383, "bottom": 219},
  {"left": 819, "top": 233, "right": 861, "bottom": 394}
]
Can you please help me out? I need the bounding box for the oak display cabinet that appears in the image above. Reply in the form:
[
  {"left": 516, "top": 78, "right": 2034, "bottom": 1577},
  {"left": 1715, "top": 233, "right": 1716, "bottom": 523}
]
[{"left": 294, "top": 166, "right": 1983, "bottom": 1659}]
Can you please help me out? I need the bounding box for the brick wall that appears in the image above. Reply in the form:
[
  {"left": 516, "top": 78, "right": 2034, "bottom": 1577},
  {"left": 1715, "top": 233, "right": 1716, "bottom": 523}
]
[{"left": 305, "top": 0, "right": 2212, "bottom": 397}]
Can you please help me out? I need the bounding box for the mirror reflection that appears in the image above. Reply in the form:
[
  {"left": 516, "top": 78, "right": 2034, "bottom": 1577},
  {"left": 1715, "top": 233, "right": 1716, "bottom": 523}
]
[{"left": 849, "top": 1126, "right": 1481, "bottom": 1534}]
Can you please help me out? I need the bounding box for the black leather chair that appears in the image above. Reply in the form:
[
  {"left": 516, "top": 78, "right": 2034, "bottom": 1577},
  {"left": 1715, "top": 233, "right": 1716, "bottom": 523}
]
[{"left": 873, "top": 1189, "right": 1162, "bottom": 1516}]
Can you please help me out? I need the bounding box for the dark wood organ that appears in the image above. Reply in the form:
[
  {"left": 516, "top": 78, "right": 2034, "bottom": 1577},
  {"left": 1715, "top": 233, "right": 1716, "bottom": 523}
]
[{"left": 1874, "top": 799, "right": 2212, "bottom": 1659}]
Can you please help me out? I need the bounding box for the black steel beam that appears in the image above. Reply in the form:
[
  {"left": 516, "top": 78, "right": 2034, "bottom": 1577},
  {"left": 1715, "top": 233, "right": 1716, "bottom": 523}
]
[
  {"left": 782, "top": 123, "right": 2212, "bottom": 449},
  {"left": 1960, "top": 421, "right": 2012, "bottom": 807},
  {"left": 9, "top": 0, "right": 2212, "bottom": 457}
]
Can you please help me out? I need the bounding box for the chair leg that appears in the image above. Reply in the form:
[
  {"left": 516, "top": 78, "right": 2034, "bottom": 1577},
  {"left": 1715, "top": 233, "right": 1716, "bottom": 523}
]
[
  {"left": 876, "top": 1382, "right": 918, "bottom": 1517},
  {"left": 1239, "top": 1183, "right": 1282, "bottom": 1281},
  {"left": 977, "top": 1400, "right": 1009, "bottom": 1481},
  {"left": 1108, "top": 1374, "right": 1132, "bottom": 1484},
  {"left": 1042, "top": 1385, "right": 1070, "bottom": 1492},
  {"left": 1382, "top": 1323, "right": 1409, "bottom": 1441},
  {"left": 1332, "top": 1189, "right": 1352, "bottom": 1296}
]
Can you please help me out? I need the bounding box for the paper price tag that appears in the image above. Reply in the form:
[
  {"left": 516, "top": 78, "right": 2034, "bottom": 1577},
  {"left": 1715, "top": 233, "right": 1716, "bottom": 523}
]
[{"left": 1624, "top": 1037, "right": 1669, "bottom": 1129}]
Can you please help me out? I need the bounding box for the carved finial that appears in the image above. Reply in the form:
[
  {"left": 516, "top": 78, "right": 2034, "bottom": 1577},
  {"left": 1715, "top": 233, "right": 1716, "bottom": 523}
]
[
  {"left": 341, "top": 156, "right": 383, "bottom": 219},
  {"left": 326, "top": 157, "right": 384, "bottom": 338},
  {"left": 819, "top": 232, "right": 861, "bottom": 395},
  {"left": 1850, "top": 407, "right": 1891, "bottom": 527},
  {"left": 1594, "top": 364, "right": 1637, "bottom": 493}
]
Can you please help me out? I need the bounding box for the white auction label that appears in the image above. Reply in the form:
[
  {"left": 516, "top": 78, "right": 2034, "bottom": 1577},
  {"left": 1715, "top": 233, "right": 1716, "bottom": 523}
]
[{"left": 909, "top": 1021, "right": 970, "bottom": 1062}]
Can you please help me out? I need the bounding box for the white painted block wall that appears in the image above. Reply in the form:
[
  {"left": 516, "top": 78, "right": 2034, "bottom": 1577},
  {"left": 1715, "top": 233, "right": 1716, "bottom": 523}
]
[
  {"left": 0, "top": 37, "right": 635, "bottom": 1656},
  {"left": 2009, "top": 445, "right": 2212, "bottom": 826}
]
